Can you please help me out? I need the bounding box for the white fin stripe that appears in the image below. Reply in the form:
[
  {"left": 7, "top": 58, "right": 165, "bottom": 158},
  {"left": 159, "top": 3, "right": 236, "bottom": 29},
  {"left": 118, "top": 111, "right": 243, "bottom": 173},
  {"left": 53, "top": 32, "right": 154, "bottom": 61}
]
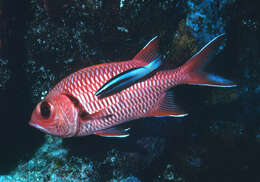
[
  {"left": 154, "top": 113, "right": 189, "bottom": 118},
  {"left": 96, "top": 133, "right": 129, "bottom": 138},
  {"left": 189, "top": 84, "right": 237, "bottom": 87},
  {"left": 143, "top": 36, "right": 157, "bottom": 49}
]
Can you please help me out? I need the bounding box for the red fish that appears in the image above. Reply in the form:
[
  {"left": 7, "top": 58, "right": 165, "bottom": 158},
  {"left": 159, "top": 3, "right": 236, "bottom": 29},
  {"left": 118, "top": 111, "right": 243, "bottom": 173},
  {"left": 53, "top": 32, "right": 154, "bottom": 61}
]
[{"left": 29, "top": 34, "right": 236, "bottom": 138}]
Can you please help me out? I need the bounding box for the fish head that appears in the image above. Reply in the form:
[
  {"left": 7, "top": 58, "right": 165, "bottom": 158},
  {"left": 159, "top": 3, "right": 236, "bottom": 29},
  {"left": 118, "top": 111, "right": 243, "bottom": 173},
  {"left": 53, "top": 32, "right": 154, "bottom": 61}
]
[{"left": 29, "top": 94, "right": 78, "bottom": 137}]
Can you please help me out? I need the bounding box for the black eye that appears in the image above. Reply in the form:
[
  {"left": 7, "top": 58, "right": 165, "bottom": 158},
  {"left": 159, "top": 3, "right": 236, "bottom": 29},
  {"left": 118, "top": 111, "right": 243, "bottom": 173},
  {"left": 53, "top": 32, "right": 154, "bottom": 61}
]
[{"left": 40, "top": 101, "right": 51, "bottom": 118}]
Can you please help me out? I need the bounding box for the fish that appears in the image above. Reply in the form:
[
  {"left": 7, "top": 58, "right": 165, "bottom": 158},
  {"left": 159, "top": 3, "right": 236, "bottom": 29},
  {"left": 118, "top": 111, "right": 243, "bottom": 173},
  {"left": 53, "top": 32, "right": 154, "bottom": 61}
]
[
  {"left": 29, "top": 34, "right": 236, "bottom": 138},
  {"left": 95, "top": 56, "right": 161, "bottom": 98}
]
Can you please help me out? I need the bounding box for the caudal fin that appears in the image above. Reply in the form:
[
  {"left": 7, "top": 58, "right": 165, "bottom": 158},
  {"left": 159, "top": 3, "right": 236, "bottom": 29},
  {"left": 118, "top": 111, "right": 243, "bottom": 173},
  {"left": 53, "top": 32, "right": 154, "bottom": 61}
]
[{"left": 182, "top": 34, "right": 237, "bottom": 87}]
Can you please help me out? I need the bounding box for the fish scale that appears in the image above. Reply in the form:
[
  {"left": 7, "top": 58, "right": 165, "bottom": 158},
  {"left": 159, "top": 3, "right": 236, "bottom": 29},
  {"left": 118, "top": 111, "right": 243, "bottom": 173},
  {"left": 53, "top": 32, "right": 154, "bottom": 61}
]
[
  {"left": 51, "top": 62, "right": 165, "bottom": 135},
  {"left": 80, "top": 72, "right": 167, "bottom": 135}
]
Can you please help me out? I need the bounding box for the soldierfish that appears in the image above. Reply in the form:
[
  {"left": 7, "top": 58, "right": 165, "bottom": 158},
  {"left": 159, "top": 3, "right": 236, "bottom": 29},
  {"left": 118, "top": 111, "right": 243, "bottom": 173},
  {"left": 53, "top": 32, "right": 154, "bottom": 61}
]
[{"left": 29, "top": 34, "right": 236, "bottom": 138}]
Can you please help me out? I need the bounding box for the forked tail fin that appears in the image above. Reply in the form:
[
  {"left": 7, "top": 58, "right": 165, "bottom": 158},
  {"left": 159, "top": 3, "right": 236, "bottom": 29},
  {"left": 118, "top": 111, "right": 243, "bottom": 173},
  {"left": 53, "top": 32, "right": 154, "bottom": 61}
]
[{"left": 181, "top": 34, "right": 237, "bottom": 87}]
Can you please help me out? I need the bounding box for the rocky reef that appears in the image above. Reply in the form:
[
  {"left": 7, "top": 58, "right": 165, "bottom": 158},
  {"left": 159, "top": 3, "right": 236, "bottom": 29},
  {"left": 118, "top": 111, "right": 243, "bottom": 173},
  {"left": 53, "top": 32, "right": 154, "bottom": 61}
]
[{"left": 0, "top": 0, "right": 259, "bottom": 181}]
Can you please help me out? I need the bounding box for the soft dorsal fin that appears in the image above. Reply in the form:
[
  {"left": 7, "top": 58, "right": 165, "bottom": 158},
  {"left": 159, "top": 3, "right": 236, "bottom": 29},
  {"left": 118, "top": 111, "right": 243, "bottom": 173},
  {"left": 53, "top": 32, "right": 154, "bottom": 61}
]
[
  {"left": 95, "top": 127, "right": 130, "bottom": 138},
  {"left": 146, "top": 90, "right": 188, "bottom": 117},
  {"left": 133, "top": 36, "right": 160, "bottom": 63}
]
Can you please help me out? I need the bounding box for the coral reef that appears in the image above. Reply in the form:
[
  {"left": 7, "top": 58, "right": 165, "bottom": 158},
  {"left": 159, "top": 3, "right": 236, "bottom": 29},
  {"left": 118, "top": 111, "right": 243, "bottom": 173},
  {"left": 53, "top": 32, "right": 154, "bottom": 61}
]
[{"left": 0, "top": 135, "right": 144, "bottom": 181}]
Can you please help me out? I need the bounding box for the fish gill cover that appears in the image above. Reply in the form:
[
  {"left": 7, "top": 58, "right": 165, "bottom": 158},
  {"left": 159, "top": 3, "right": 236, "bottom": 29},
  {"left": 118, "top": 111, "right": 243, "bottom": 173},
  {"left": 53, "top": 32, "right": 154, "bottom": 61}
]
[{"left": 0, "top": 0, "right": 259, "bottom": 181}]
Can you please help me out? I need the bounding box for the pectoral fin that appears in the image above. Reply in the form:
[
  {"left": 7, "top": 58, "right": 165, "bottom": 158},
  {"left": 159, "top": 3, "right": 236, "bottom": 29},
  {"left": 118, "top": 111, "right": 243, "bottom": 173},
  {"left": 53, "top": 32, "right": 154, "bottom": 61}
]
[
  {"left": 79, "top": 111, "right": 114, "bottom": 123},
  {"left": 95, "top": 127, "right": 130, "bottom": 138}
]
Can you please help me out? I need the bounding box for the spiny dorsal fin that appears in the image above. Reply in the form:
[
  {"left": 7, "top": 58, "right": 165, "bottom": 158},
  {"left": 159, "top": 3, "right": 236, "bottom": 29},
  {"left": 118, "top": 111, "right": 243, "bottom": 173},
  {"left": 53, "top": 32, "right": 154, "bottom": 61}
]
[
  {"left": 146, "top": 90, "right": 188, "bottom": 117},
  {"left": 133, "top": 36, "right": 160, "bottom": 63}
]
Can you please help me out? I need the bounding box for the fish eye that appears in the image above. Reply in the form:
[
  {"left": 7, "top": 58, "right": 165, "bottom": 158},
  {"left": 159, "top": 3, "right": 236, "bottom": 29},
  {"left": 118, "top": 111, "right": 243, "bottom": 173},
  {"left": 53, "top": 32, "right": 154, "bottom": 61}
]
[{"left": 40, "top": 101, "right": 51, "bottom": 118}]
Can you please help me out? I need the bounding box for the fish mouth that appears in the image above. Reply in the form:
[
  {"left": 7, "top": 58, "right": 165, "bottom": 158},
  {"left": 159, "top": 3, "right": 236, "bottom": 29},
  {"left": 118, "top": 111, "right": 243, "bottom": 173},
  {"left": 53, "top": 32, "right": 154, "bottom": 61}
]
[{"left": 29, "top": 121, "right": 52, "bottom": 135}]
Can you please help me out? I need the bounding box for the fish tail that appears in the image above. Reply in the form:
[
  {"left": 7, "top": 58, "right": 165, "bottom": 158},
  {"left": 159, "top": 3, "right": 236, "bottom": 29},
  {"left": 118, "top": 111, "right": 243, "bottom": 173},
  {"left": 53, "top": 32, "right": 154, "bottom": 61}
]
[{"left": 180, "top": 34, "right": 237, "bottom": 87}]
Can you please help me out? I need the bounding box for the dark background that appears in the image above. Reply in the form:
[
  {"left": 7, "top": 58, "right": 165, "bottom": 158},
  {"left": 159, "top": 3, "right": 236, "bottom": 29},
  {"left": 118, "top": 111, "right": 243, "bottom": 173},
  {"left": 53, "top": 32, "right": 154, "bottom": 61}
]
[{"left": 0, "top": 0, "right": 260, "bottom": 181}]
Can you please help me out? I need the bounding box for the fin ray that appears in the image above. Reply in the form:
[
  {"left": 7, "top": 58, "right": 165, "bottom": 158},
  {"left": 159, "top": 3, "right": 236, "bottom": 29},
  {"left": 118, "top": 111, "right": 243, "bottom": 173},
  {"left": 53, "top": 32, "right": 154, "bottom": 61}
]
[
  {"left": 146, "top": 90, "right": 188, "bottom": 117},
  {"left": 95, "top": 127, "right": 130, "bottom": 138},
  {"left": 182, "top": 34, "right": 237, "bottom": 87},
  {"left": 133, "top": 36, "right": 159, "bottom": 63}
]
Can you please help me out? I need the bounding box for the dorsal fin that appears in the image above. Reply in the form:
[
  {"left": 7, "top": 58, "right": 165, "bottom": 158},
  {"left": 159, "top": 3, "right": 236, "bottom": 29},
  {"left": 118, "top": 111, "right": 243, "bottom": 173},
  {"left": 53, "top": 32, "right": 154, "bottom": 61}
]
[
  {"left": 146, "top": 90, "right": 188, "bottom": 117},
  {"left": 133, "top": 36, "right": 160, "bottom": 63}
]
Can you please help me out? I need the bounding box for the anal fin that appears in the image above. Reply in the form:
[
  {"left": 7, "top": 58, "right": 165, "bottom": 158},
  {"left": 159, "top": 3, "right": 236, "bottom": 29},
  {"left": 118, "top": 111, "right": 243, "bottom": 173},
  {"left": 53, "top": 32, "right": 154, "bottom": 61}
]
[
  {"left": 146, "top": 90, "right": 188, "bottom": 117},
  {"left": 95, "top": 127, "right": 130, "bottom": 138}
]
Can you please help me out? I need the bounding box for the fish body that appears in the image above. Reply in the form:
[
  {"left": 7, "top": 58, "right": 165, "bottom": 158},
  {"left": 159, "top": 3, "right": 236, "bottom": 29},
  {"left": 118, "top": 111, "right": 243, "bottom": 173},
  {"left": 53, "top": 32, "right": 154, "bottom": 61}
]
[{"left": 29, "top": 34, "right": 236, "bottom": 138}]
